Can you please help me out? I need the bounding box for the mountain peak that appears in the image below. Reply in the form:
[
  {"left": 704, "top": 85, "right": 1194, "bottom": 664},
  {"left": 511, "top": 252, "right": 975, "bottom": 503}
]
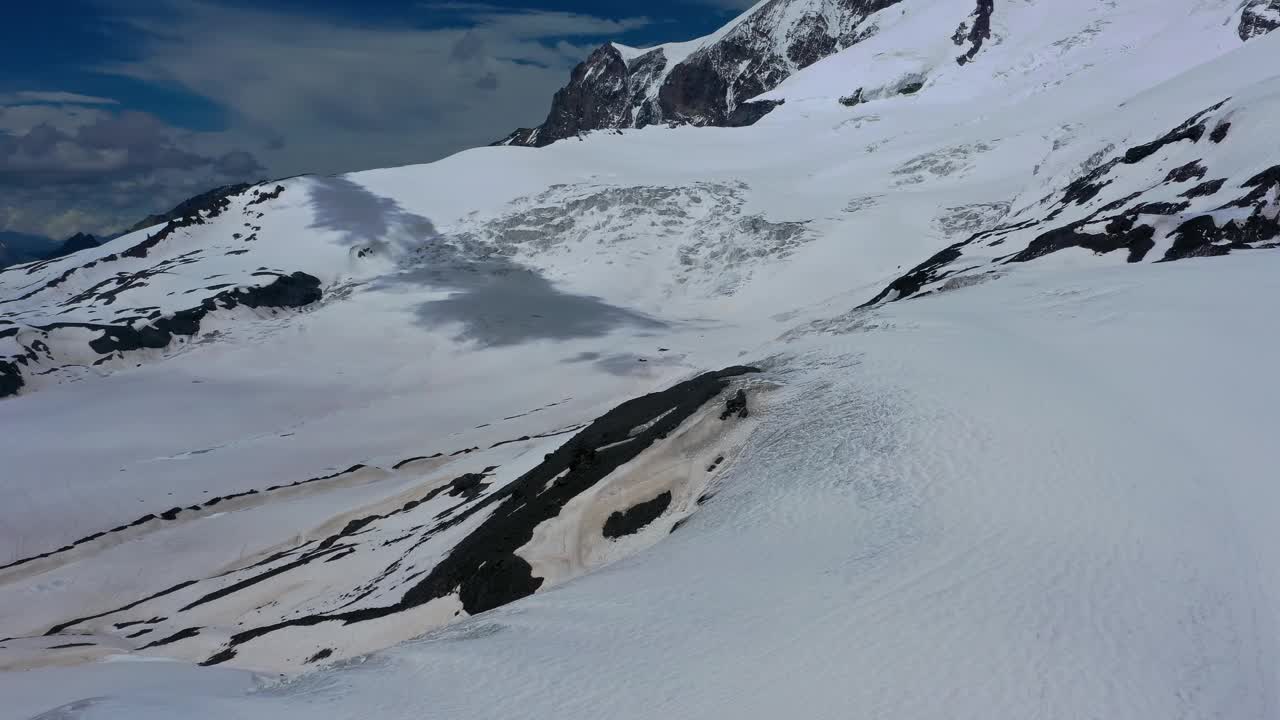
[
  {"left": 49, "top": 232, "right": 100, "bottom": 260},
  {"left": 497, "top": 43, "right": 633, "bottom": 147},
  {"left": 122, "top": 182, "right": 255, "bottom": 235},
  {"left": 498, "top": 0, "right": 906, "bottom": 147}
]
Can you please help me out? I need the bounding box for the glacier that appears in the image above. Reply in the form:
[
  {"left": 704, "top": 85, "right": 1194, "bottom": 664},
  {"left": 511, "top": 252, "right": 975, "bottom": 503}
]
[{"left": 2, "top": 0, "right": 1279, "bottom": 718}]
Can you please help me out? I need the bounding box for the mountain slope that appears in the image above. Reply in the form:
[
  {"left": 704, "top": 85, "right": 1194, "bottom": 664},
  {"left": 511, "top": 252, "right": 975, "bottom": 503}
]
[
  {"left": 3, "top": 0, "right": 1280, "bottom": 717},
  {"left": 501, "top": 0, "right": 1278, "bottom": 148},
  {"left": 119, "top": 183, "right": 254, "bottom": 237}
]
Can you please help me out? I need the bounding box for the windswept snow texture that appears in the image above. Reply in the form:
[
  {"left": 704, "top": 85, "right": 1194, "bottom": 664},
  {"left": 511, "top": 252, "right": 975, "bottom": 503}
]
[{"left": 4, "top": 1, "right": 1280, "bottom": 719}]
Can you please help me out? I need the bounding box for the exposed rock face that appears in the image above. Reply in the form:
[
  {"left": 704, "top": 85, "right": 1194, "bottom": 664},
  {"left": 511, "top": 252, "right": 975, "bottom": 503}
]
[
  {"left": 726, "top": 100, "right": 788, "bottom": 127},
  {"left": 498, "top": 45, "right": 633, "bottom": 148},
  {"left": 498, "top": 0, "right": 904, "bottom": 147},
  {"left": 0, "top": 360, "right": 20, "bottom": 398},
  {"left": 627, "top": 49, "right": 669, "bottom": 127},
  {"left": 1239, "top": 0, "right": 1280, "bottom": 40},
  {"left": 188, "top": 366, "right": 758, "bottom": 664},
  {"left": 602, "top": 491, "right": 673, "bottom": 538},
  {"left": 953, "top": 0, "right": 995, "bottom": 65}
]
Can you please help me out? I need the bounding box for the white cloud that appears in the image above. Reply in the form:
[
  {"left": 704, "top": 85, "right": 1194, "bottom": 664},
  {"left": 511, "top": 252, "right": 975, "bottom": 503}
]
[
  {"left": 0, "top": 105, "right": 264, "bottom": 238},
  {"left": 0, "top": 91, "right": 120, "bottom": 106},
  {"left": 0, "top": 104, "right": 114, "bottom": 134},
  {"left": 99, "top": 1, "right": 653, "bottom": 178},
  {"left": 3, "top": 1, "right": 653, "bottom": 239}
]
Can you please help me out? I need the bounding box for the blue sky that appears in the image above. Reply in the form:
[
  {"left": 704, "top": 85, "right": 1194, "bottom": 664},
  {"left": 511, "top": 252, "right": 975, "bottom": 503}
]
[{"left": 0, "top": 0, "right": 753, "bottom": 240}]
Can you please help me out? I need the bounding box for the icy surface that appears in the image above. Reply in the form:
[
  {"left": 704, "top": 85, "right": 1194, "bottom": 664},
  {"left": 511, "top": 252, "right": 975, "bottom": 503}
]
[
  {"left": 2, "top": 0, "right": 1279, "bottom": 718},
  {"left": 12, "top": 254, "right": 1280, "bottom": 720}
]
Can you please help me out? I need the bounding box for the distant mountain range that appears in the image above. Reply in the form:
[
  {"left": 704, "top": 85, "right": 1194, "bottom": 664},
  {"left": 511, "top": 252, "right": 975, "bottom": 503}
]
[
  {"left": 0, "top": 230, "right": 102, "bottom": 269},
  {"left": 117, "top": 183, "right": 253, "bottom": 237}
]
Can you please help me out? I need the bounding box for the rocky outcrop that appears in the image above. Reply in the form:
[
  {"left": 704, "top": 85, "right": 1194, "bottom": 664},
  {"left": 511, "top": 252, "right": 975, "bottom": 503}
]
[
  {"left": 498, "top": 45, "right": 634, "bottom": 148},
  {"left": 0, "top": 360, "right": 20, "bottom": 398},
  {"left": 1240, "top": 0, "right": 1280, "bottom": 40},
  {"left": 498, "top": 0, "right": 904, "bottom": 147},
  {"left": 953, "top": 0, "right": 995, "bottom": 65},
  {"left": 725, "top": 100, "right": 788, "bottom": 127},
  {"left": 191, "top": 367, "right": 759, "bottom": 664},
  {"left": 122, "top": 183, "right": 253, "bottom": 235}
]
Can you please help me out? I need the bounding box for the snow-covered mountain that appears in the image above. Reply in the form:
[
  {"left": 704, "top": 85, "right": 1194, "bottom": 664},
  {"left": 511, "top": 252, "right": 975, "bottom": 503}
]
[
  {"left": 498, "top": 0, "right": 909, "bottom": 145},
  {"left": 3, "top": 1, "right": 1280, "bottom": 718}
]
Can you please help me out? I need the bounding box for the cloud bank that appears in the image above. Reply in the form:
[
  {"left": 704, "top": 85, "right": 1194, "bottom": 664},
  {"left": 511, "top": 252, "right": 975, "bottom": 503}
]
[{"left": 4, "top": 0, "right": 652, "bottom": 239}]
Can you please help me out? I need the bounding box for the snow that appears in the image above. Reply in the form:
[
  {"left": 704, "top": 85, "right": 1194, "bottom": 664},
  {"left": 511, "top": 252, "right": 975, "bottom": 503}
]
[
  {"left": 13, "top": 252, "right": 1280, "bottom": 719},
  {"left": 3, "top": 0, "right": 1279, "bottom": 718},
  {"left": 613, "top": 0, "right": 770, "bottom": 68}
]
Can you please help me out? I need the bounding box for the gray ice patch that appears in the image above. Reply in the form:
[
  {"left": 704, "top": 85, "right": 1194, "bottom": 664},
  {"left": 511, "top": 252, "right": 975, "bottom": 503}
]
[
  {"left": 390, "top": 259, "right": 665, "bottom": 347},
  {"left": 310, "top": 178, "right": 664, "bottom": 346}
]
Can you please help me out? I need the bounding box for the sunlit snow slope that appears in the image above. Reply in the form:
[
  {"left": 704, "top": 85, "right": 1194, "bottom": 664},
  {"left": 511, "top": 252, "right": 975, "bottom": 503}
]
[{"left": 2, "top": 0, "right": 1279, "bottom": 718}]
